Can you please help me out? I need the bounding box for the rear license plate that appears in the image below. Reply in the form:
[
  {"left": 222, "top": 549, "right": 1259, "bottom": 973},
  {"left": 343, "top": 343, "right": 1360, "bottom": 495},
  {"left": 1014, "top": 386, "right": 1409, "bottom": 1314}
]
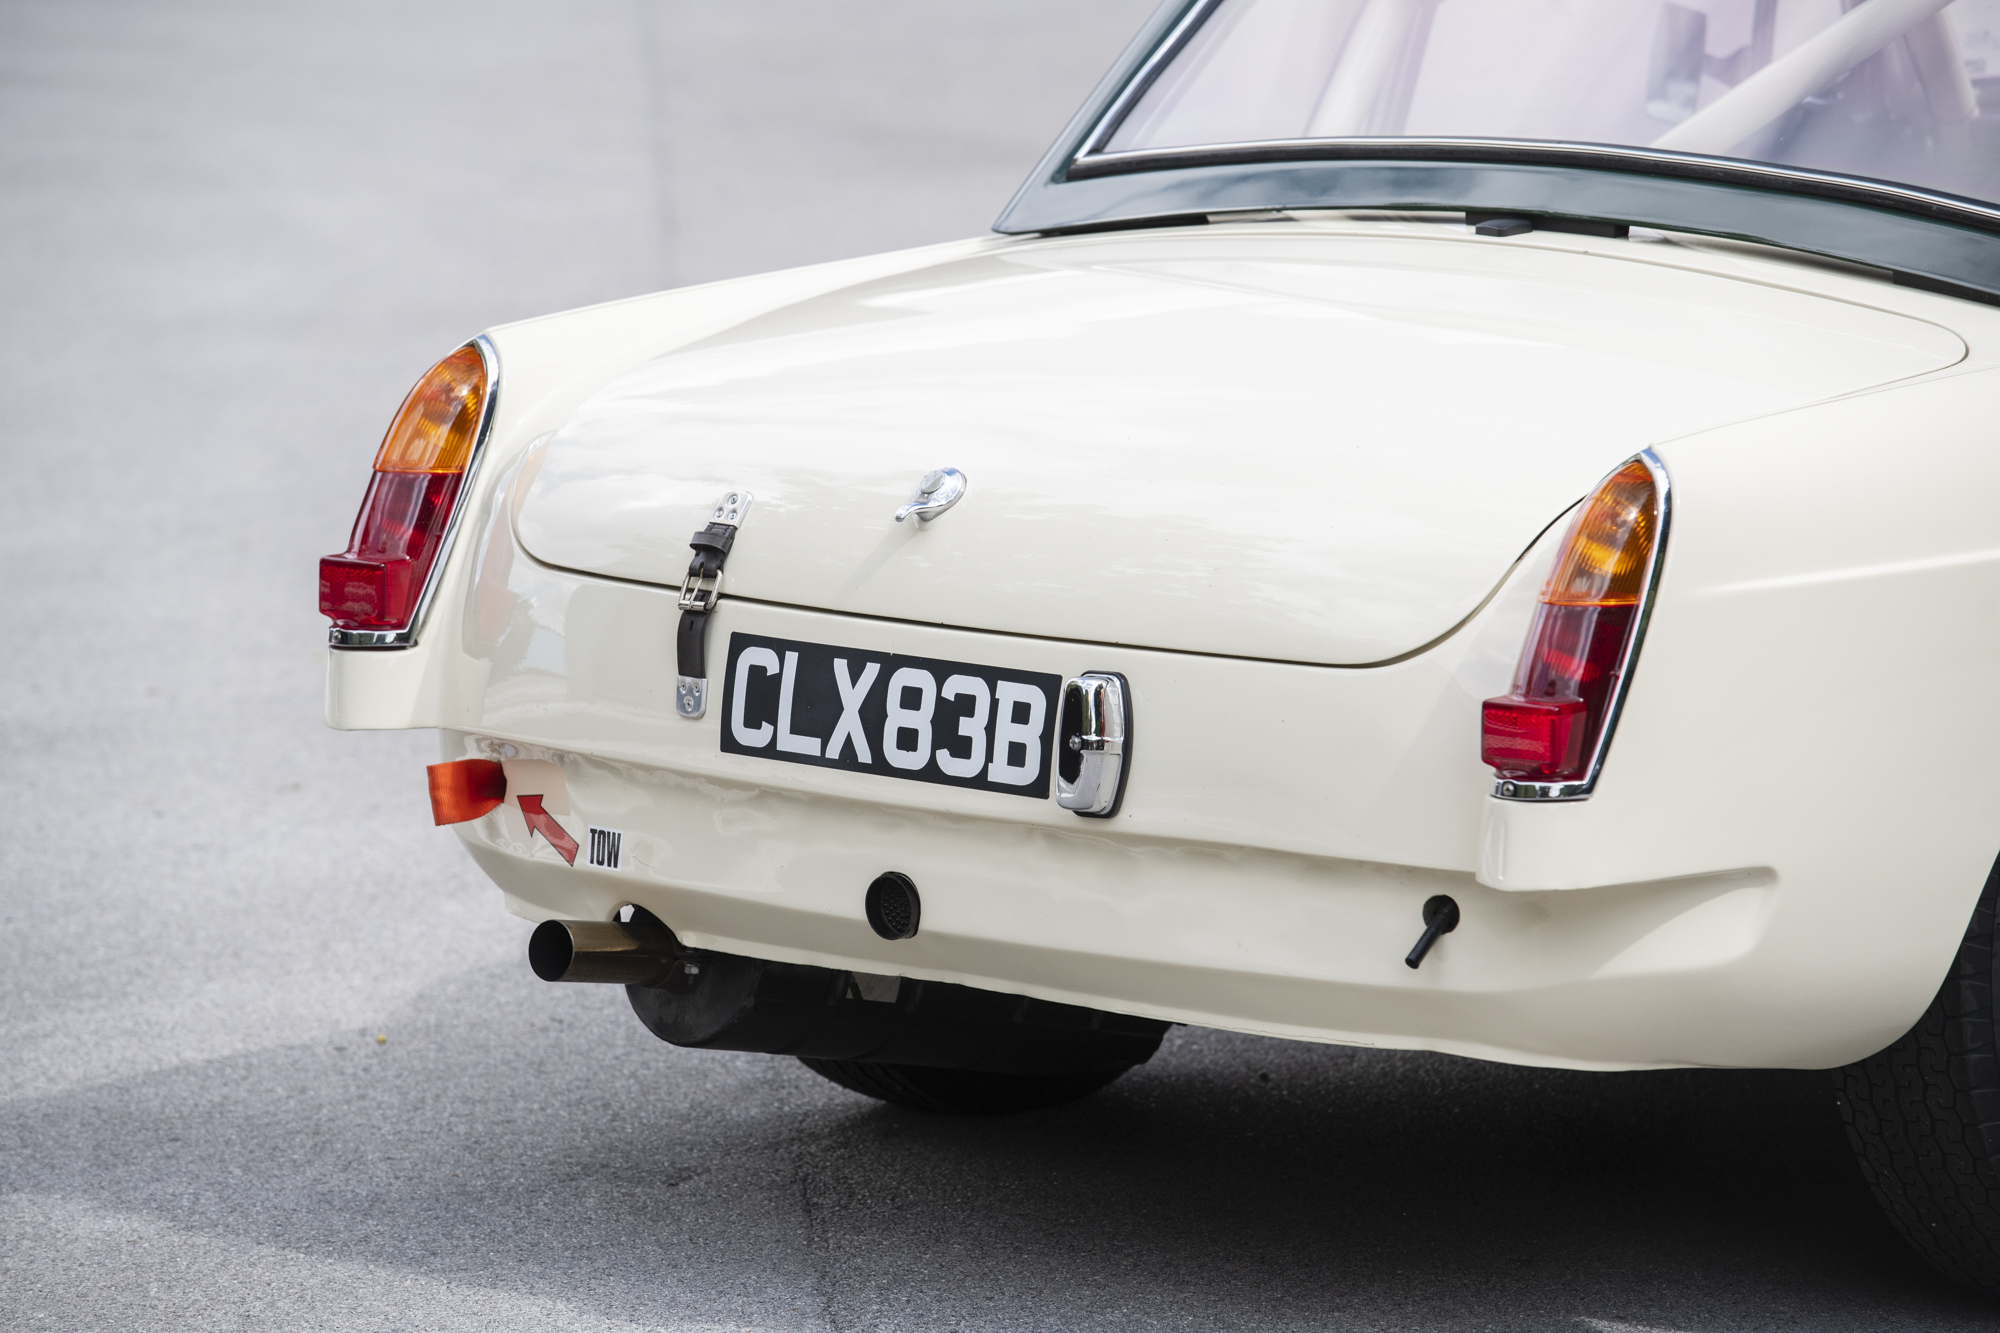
[{"left": 717, "top": 633, "right": 1060, "bottom": 799}]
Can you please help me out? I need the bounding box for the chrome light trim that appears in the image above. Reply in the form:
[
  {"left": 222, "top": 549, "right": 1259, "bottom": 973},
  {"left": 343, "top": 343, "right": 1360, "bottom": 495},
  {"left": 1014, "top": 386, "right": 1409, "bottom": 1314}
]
[
  {"left": 1057, "top": 672, "right": 1133, "bottom": 818},
  {"left": 1491, "top": 448, "right": 1672, "bottom": 803},
  {"left": 327, "top": 333, "right": 501, "bottom": 650}
]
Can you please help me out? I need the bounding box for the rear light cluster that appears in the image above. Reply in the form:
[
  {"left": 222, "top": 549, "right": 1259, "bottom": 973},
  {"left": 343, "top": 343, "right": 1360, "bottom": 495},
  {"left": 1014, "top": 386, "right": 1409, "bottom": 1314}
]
[
  {"left": 1482, "top": 453, "right": 1667, "bottom": 798},
  {"left": 319, "top": 343, "right": 491, "bottom": 641}
]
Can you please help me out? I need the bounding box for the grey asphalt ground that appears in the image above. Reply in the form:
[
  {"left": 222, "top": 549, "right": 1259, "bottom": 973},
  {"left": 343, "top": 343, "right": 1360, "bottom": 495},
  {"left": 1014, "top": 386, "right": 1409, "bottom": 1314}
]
[{"left": 4, "top": 2, "right": 2000, "bottom": 1330}]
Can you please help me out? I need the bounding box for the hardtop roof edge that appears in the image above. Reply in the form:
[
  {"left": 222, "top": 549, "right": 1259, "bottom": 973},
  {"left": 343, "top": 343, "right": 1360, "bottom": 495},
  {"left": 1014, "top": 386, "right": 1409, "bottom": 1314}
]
[{"left": 995, "top": 1, "right": 2000, "bottom": 304}]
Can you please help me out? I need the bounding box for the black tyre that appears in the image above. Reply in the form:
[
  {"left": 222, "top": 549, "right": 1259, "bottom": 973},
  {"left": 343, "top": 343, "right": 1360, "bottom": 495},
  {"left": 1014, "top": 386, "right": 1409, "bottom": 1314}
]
[
  {"left": 1837, "top": 855, "right": 2000, "bottom": 1294},
  {"left": 798, "top": 1056, "right": 1133, "bottom": 1114}
]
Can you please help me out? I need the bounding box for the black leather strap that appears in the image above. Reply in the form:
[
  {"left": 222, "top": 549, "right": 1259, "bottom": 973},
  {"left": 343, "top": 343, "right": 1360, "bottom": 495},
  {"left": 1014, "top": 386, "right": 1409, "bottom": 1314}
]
[
  {"left": 675, "top": 521, "right": 738, "bottom": 717},
  {"left": 676, "top": 606, "right": 711, "bottom": 682}
]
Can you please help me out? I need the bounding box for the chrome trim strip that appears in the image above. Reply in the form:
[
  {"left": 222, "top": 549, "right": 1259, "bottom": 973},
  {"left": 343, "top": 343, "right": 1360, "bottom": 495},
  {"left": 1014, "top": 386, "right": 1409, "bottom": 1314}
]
[
  {"left": 1491, "top": 448, "right": 1673, "bottom": 803},
  {"left": 327, "top": 332, "right": 502, "bottom": 650},
  {"left": 1074, "top": 0, "right": 1226, "bottom": 162},
  {"left": 993, "top": 0, "right": 1195, "bottom": 231},
  {"left": 1064, "top": 137, "right": 2000, "bottom": 235}
]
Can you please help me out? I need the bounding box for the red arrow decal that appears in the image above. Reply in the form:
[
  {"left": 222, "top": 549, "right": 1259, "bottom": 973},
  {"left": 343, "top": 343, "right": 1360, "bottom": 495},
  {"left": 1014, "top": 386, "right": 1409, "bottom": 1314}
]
[{"left": 516, "top": 794, "right": 578, "bottom": 865}]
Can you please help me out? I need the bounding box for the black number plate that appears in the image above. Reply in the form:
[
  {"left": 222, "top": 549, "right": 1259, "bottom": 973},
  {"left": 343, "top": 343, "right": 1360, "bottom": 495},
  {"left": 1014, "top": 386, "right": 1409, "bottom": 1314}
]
[{"left": 717, "top": 633, "right": 1060, "bottom": 799}]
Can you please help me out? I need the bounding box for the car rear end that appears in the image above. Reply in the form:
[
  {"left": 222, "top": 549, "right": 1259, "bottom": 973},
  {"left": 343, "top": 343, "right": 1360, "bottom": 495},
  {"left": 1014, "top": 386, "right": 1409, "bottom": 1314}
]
[{"left": 324, "top": 215, "right": 2000, "bottom": 1075}]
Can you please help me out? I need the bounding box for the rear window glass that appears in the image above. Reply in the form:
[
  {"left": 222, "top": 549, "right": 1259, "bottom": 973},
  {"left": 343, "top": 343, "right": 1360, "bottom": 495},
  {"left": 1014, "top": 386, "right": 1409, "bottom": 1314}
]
[{"left": 1100, "top": 0, "right": 2000, "bottom": 206}]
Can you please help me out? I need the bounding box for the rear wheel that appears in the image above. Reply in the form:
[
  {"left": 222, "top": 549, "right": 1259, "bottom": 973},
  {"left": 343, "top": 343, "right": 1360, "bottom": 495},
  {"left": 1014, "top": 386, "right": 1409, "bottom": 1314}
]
[
  {"left": 799, "top": 1056, "right": 1133, "bottom": 1114},
  {"left": 1837, "top": 856, "right": 2000, "bottom": 1294}
]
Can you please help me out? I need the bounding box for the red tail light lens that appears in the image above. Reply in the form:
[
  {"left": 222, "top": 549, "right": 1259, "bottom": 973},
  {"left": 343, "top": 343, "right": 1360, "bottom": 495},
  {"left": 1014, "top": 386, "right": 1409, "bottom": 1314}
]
[
  {"left": 1482, "top": 455, "right": 1666, "bottom": 793},
  {"left": 1481, "top": 695, "right": 1588, "bottom": 775},
  {"left": 320, "top": 345, "right": 489, "bottom": 636}
]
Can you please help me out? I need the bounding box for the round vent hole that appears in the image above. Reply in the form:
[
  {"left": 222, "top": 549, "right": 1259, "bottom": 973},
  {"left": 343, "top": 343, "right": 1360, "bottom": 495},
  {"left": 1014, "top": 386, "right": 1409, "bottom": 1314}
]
[{"left": 865, "top": 872, "right": 921, "bottom": 941}]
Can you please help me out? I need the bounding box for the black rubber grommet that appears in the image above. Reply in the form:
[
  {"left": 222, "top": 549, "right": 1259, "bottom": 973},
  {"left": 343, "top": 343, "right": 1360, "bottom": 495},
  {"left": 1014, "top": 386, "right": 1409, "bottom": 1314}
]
[{"left": 865, "top": 872, "right": 921, "bottom": 941}]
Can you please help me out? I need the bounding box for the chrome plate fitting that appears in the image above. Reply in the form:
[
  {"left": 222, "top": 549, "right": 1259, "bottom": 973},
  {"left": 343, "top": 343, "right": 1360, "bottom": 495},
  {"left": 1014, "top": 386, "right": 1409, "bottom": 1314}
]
[{"left": 1056, "top": 672, "right": 1131, "bottom": 818}]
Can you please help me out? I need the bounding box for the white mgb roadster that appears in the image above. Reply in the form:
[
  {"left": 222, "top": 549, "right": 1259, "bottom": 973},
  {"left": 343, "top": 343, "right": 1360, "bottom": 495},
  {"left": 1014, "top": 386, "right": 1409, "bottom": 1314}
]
[{"left": 324, "top": 0, "right": 2000, "bottom": 1293}]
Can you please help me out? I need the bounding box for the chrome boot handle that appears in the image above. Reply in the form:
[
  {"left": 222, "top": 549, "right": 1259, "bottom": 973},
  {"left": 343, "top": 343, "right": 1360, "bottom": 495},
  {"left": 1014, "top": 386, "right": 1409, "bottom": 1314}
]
[{"left": 894, "top": 468, "right": 967, "bottom": 523}]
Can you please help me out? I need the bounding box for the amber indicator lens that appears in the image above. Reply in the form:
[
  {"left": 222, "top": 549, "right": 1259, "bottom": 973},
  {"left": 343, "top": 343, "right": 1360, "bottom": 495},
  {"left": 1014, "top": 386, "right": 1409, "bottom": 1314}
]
[
  {"left": 372, "top": 345, "right": 486, "bottom": 474},
  {"left": 319, "top": 346, "right": 488, "bottom": 633},
  {"left": 1540, "top": 461, "right": 1657, "bottom": 607},
  {"left": 1482, "top": 459, "right": 1661, "bottom": 784}
]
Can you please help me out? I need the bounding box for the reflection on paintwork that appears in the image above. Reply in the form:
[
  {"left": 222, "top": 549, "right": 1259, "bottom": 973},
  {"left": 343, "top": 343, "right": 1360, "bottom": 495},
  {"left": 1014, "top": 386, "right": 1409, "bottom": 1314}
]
[{"left": 514, "top": 227, "right": 1962, "bottom": 665}]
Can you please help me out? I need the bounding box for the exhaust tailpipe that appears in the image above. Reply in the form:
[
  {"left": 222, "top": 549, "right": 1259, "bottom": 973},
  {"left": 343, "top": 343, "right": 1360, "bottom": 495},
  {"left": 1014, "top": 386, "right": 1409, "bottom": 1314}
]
[
  {"left": 528, "top": 914, "right": 682, "bottom": 987},
  {"left": 529, "top": 906, "right": 1169, "bottom": 1076}
]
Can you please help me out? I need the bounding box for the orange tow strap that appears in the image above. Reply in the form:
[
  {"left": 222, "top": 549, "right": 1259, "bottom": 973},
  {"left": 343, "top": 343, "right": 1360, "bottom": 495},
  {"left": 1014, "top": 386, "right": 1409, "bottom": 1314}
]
[{"left": 426, "top": 759, "right": 506, "bottom": 825}]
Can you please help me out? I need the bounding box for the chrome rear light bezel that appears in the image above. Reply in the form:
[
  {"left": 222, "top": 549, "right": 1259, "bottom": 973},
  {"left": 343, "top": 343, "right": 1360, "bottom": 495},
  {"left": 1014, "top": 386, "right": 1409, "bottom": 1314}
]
[
  {"left": 327, "top": 333, "right": 500, "bottom": 650},
  {"left": 1492, "top": 447, "right": 1672, "bottom": 802}
]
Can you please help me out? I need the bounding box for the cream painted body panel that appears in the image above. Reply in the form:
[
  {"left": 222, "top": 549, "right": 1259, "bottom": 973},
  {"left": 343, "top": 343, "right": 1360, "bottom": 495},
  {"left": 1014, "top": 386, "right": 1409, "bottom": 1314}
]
[
  {"left": 515, "top": 227, "right": 1963, "bottom": 665},
  {"left": 330, "top": 217, "right": 2000, "bottom": 1070},
  {"left": 323, "top": 237, "right": 1007, "bottom": 729}
]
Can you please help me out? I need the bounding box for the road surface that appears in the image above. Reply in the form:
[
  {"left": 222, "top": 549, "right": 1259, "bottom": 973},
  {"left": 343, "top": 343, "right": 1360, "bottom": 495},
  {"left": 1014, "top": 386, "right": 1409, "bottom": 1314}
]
[{"left": 2, "top": 2, "right": 1996, "bottom": 1328}]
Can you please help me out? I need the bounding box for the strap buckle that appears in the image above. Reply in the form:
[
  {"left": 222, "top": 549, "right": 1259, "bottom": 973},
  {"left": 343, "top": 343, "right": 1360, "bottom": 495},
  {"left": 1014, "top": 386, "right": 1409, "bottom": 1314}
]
[
  {"left": 677, "top": 491, "right": 752, "bottom": 610},
  {"left": 678, "top": 569, "right": 720, "bottom": 612}
]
